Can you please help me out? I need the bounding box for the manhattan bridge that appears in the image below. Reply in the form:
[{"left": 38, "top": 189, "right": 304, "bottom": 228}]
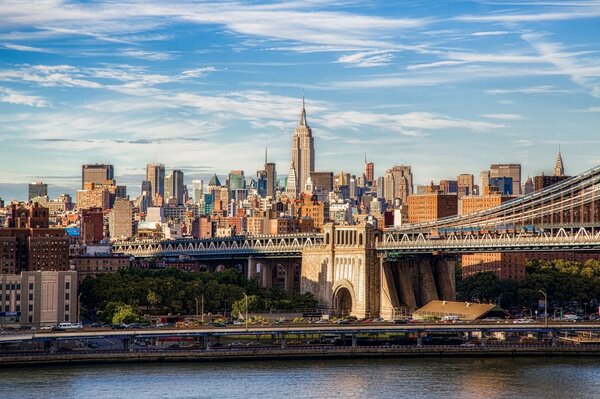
[{"left": 113, "top": 164, "right": 600, "bottom": 319}]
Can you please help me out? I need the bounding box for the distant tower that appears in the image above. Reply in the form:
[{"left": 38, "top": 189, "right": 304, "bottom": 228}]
[
  {"left": 290, "top": 96, "right": 315, "bottom": 197},
  {"left": 286, "top": 163, "right": 298, "bottom": 197},
  {"left": 554, "top": 146, "right": 565, "bottom": 177}
]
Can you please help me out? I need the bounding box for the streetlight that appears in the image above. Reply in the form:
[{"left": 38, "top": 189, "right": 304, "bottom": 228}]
[
  {"left": 539, "top": 290, "right": 548, "bottom": 328},
  {"left": 77, "top": 292, "right": 82, "bottom": 324},
  {"left": 243, "top": 292, "right": 249, "bottom": 331}
]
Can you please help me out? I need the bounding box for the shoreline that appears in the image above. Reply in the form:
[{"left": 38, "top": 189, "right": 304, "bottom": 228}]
[{"left": 2, "top": 345, "right": 599, "bottom": 367}]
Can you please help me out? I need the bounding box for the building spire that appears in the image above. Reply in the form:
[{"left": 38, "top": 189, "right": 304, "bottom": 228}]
[
  {"left": 264, "top": 146, "right": 268, "bottom": 168},
  {"left": 300, "top": 93, "right": 308, "bottom": 126},
  {"left": 554, "top": 144, "right": 564, "bottom": 177}
]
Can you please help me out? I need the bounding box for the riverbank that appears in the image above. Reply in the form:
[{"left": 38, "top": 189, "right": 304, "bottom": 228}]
[{"left": 2, "top": 345, "right": 600, "bottom": 367}]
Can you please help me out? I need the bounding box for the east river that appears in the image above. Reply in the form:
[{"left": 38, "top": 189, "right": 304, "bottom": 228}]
[{"left": 1, "top": 357, "right": 599, "bottom": 398}]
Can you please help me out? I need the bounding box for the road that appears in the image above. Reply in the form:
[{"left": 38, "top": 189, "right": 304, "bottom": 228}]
[{"left": 2, "top": 321, "right": 599, "bottom": 343}]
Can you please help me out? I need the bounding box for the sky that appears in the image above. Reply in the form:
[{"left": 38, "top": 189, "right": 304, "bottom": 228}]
[{"left": 0, "top": 0, "right": 599, "bottom": 200}]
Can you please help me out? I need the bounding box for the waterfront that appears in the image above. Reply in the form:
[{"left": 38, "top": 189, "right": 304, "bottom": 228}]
[{"left": 1, "top": 357, "right": 599, "bottom": 399}]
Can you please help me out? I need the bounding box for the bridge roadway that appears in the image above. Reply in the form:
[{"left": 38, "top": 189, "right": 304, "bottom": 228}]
[{"left": 2, "top": 322, "right": 600, "bottom": 343}]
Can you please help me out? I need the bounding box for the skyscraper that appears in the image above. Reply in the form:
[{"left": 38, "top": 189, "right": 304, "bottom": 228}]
[
  {"left": 266, "top": 162, "right": 276, "bottom": 198},
  {"left": 165, "top": 170, "right": 184, "bottom": 205},
  {"left": 490, "top": 164, "right": 521, "bottom": 195},
  {"left": 290, "top": 97, "right": 315, "bottom": 197},
  {"left": 384, "top": 165, "right": 413, "bottom": 204},
  {"left": 28, "top": 181, "right": 48, "bottom": 201},
  {"left": 365, "top": 160, "right": 374, "bottom": 185},
  {"left": 82, "top": 164, "right": 114, "bottom": 189},
  {"left": 109, "top": 198, "right": 133, "bottom": 241},
  {"left": 192, "top": 180, "right": 204, "bottom": 204},
  {"left": 146, "top": 163, "right": 165, "bottom": 202},
  {"left": 554, "top": 147, "right": 565, "bottom": 177},
  {"left": 457, "top": 174, "right": 474, "bottom": 197}
]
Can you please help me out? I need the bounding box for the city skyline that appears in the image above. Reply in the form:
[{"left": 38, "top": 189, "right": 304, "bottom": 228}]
[{"left": 1, "top": 1, "right": 600, "bottom": 199}]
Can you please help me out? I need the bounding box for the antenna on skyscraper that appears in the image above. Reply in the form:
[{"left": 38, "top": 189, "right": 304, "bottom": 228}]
[{"left": 265, "top": 147, "right": 268, "bottom": 166}]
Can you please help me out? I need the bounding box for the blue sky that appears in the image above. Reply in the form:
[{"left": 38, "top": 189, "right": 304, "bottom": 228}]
[{"left": 0, "top": 0, "right": 599, "bottom": 200}]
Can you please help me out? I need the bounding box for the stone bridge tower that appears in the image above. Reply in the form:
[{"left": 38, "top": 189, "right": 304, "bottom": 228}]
[
  {"left": 301, "top": 222, "right": 457, "bottom": 319},
  {"left": 301, "top": 223, "right": 379, "bottom": 318}
]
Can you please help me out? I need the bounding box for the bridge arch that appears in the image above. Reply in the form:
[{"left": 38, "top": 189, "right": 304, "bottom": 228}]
[{"left": 332, "top": 279, "right": 355, "bottom": 317}]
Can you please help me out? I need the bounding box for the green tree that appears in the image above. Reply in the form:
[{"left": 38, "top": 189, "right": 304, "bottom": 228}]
[{"left": 112, "top": 304, "right": 142, "bottom": 324}]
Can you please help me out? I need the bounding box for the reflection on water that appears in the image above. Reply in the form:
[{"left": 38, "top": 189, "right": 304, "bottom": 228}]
[{"left": 1, "top": 357, "right": 599, "bottom": 399}]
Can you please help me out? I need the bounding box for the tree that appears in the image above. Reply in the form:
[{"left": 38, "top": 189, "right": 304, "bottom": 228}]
[{"left": 112, "top": 304, "right": 142, "bottom": 325}]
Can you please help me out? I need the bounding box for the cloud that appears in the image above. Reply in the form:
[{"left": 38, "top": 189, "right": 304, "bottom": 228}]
[
  {"left": 485, "top": 85, "right": 570, "bottom": 95},
  {"left": 180, "top": 67, "right": 217, "bottom": 78},
  {"left": 406, "top": 60, "right": 467, "bottom": 70},
  {"left": 471, "top": 31, "right": 512, "bottom": 37},
  {"left": 117, "top": 49, "right": 177, "bottom": 61},
  {"left": 583, "top": 106, "right": 600, "bottom": 112},
  {"left": 457, "top": 8, "right": 600, "bottom": 23},
  {"left": 316, "top": 110, "right": 504, "bottom": 136},
  {"left": 0, "top": 1, "right": 428, "bottom": 50},
  {"left": 0, "top": 86, "right": 49, "bottom": 107},
  {"left": 482, "top": 113, "right": 524, "bottom": 120},
  {"left": 522, "top": 33, "right": 600, "bottom": 97},
  {"left": 0, "top": 42, "right": 55, "bottom": 53},
  {"left": 336, "top": 51, "right": 394, "bottom": 67}
]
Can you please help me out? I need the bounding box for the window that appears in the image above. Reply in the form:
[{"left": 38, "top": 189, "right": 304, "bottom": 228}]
[
  {"left": 65, "top": 293, "right": 70, "bottom": 300},
  {"left": 16, "top": 283, "right": 20, "bottom": 290},
  {"left": 16, "top": 305, "right": 20, "bottom": 312},
  {"left": 65, "top": 282, "right": 70, "bottom": 290},
  {"left": 29, "top": 283, "right": 33, "bottom": 290},
  {"left": 28, "top": 304, "right": 33, "bottom": 312},
  {"left": 65, "top": 304, "right": 69, "bottom": 311},
  {"left": 4, "top": 305, "right": 8, "bottom": 312},
  {"left": 16, "top": 294, "right": 20, "bottom": 301},
  {"left": 64, "top": 314, "right": 69, "bottom": 322},
  {"left": 28, "top": 293, "right": 33, "bottom": 301},
  {"left": 28, "top": 315, "right": 32, "bottom": 323}
]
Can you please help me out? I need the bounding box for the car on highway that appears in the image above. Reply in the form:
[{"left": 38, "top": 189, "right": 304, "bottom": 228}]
[{"left": 513, "top": 318, "right": 534, "bottom": 324}]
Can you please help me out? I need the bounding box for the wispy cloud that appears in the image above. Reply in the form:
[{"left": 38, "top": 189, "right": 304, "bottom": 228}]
[
  {"left": 0, "top": 42, "right": 55, "bottom": 53},
  {"left": 522, "top": 32, "right": 600, "bottom": 97},
  {"left": 336, "top": 51, "right": 394, "bottom": 67},
  {"left": 180, "top": 67, "right": 217, "bottom": 78},
  {"left": 117, "top": 49, "right": 177, "bottom": 61},
  {"left": 316, "top": 110, "right": 504, "bottom": 136},
  {"left": 485, "top": 85, "right": 571, "bottom": 95},
  {"left": 482, "top": 113, "right": 524, "bottom": 120},
  {"left": 457, "top": 8, "right": 600, "bottom": 23},
  {"left": 0, "top": 86, "right": 49, "bottom": 107},
  {"left": 471, "top": 31, "right": 512, "bottom": 37}
]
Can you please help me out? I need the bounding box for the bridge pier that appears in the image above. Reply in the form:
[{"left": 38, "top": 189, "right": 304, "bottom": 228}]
[
  {"left": 260, "top": 263, "right": 273, "bottom": 288},
  {"left": 419, "top": 258, "right": 439, "bottom": 305},
  {"left": 247, "top": 256, "right": 256, "bottom": 280},
  {"left": 379, "top": 257, "right": 400, "bottom": 320},
  {"left": 434, "top": 258, "right": 456, "bottom": 301},
  {"left": 284, "top": 266, "right": 295, "bottom": 292}
]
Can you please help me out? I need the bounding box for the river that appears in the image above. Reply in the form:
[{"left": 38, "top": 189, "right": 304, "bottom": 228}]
[{"left": 1, "top": 357, "right": 599, "bottom": 398}]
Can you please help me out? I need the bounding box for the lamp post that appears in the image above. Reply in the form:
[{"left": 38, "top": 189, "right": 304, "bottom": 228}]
[
  {"left": 243, "top": 292, "right": 249, "bottom": 331},
  {"left": 195, "top": 297, "right": 199, "bottom": 320},
  {"left": 539, "top": 290, "right": 548, "bottom": 328},
  {"left": 77, "top": 292, "right": 82, "bottom": 324}
]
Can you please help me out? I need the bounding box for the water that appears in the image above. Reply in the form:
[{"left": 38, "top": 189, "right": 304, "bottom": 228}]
[{"left": 1, "top": 357, "right": 599, "bottom": 399}]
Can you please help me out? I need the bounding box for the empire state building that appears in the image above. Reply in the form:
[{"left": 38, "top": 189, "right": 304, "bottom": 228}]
[{"left": 290, "top": 97, "right": 315, "bottom": 196}]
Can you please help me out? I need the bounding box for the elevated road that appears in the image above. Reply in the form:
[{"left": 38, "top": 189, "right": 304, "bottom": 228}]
[{"left": 2, "top": 322, "right": 600, "bottom": 343}]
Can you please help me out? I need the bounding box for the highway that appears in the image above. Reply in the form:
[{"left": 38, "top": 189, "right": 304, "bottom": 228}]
[{"left": 2, "top": 322, "right": 600, "bottom": 343}]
